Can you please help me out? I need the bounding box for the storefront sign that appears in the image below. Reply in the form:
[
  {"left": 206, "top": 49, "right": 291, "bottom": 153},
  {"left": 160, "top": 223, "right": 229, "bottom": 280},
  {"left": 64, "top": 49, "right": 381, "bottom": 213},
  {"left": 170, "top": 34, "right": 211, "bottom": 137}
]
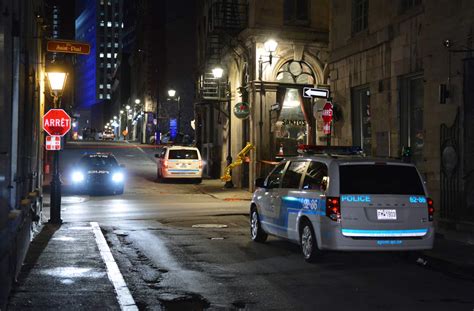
[
  {"left": 282, "top": 119, "right": 307, "bottom": 126},
  {"left": 233, "top": 102, "right": 250, "bottom": 119}
]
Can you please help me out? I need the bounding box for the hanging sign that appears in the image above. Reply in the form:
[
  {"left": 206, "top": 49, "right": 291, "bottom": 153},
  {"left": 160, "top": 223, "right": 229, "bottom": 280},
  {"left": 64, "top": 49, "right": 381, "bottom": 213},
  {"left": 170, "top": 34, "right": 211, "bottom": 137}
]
[{"left": 233, "top": 102, "right": 250, "bottom": 119}]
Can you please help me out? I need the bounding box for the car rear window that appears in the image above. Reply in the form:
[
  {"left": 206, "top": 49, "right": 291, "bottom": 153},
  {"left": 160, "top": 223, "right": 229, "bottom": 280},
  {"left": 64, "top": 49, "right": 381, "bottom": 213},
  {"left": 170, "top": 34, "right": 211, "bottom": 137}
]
[
  {"left": 339, "top": 164, "right": 425, "bottom": 195},
  {"left": 168, "top": 149, "right": 199, "bottom": 160}
]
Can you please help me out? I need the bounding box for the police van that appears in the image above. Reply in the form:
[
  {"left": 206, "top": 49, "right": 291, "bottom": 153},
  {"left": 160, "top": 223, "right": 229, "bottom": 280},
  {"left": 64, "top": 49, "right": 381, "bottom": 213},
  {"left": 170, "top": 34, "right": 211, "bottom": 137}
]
[{"left": 250, "top": 146, "right": 434, "bottom": 262}]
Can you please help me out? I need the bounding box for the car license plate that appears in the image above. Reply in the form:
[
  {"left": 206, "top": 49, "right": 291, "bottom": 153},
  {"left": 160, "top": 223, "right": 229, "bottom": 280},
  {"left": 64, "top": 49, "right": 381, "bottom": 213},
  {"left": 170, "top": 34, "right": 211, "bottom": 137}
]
[{"left": 377, "top": 209, "right": 397, "bottom": 220}]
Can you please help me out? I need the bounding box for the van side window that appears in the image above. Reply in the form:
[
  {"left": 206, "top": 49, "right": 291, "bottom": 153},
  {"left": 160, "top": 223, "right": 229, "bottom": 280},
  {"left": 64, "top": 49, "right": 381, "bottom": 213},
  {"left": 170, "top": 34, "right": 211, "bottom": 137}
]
[
  {"left": 302, "top": 161, "right": 328, "bottom": 191},
  {"left": 281, "top": 161, "right": 308, "bottom": 189},
  {"left": 266, "top": 162, "right": 287, "bottom": 189}
]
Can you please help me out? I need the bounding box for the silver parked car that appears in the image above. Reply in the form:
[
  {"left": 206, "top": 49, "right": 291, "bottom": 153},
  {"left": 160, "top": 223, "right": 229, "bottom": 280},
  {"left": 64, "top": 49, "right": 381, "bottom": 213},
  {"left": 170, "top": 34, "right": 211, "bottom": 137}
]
[{"left": 250, "top": 146, "right": 434, "bottom": 262}]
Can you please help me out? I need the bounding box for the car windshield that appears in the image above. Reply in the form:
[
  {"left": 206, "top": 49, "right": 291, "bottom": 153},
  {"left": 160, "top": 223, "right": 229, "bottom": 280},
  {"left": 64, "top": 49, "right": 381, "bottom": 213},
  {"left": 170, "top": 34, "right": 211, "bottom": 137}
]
[
  {"left": 168, "top": 149, "right": 198, "bottom": 160},
  {"left": 339, "top": 164, "right": 425, "bottom": 195},
  {"left": 80, "top": 155, "right": 118, "bottom": 169}
]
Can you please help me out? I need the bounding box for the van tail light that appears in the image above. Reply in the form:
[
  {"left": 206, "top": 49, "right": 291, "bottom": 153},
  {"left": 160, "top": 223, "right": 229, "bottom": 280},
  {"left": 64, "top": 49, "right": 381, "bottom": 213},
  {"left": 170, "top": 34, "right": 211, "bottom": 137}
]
[
  {"left": 427, "top": 197, "right": 434, "bottom": 221},
  {"left": 326, "top": 197, "right": 341, "bottom": 221},
  {"left": 163, "top": 160, "right": 168, "bottom": 169},
  {"left": 199, "top": 160, "right": 203, "bottom": 169}
]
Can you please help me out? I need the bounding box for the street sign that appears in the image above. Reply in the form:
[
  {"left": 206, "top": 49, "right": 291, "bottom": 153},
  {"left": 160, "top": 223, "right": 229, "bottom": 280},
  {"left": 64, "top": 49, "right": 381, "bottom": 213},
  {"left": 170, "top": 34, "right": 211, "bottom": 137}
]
[
  {"left": 45, "top": 135, "right": 61, "bottom": 150},
  {"left": 270, "top": 103, "right": 280, "bottom": 111},
  {"left": 322, "top": 102, "right": 333, "bottom": 123},
  {"left": 43, "top": 109, "right": 72, "bottom": 136},
  {"left": 47, "top": 40, "right": 91, "bottom": 55},
  {"left": 303, "top": 87, "right": 329, "bottom": 99}
]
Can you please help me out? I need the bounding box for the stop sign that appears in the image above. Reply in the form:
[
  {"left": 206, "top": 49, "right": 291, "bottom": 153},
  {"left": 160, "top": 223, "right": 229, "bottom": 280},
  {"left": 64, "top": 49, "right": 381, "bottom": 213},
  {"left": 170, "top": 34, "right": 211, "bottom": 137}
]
[
  {"left": 322, "top": 102, "right": 333, "bottom": 123},
  {"left": 43, "top": 109, "right": 71, "bottom": 136}
]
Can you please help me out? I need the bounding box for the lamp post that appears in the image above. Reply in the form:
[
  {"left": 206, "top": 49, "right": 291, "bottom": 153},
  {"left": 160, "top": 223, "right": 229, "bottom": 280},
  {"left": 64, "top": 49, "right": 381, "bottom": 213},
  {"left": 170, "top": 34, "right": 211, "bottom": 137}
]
[
  {"left": 168, "top": 89, "right": 181, "bottom": 140},
  {"left": 258, "top": 39, "right": 278, "bottom": 168},
  {"left": 45, "top": 69, "right": 68, "bottom": 225},
  {"left": 212, "top": 66, "right": 234, "bottom": 188}
]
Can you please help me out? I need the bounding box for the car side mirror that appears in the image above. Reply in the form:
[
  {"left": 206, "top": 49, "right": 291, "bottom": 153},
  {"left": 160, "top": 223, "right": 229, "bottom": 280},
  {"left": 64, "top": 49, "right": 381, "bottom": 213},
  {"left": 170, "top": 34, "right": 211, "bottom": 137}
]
[{"left": 255, "top": 177, "right": 266, "bottom": 188}]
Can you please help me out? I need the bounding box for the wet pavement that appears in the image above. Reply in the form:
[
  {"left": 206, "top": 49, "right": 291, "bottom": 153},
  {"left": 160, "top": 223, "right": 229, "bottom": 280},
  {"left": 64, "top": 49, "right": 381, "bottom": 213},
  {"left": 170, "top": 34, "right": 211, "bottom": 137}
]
[{"left": 7, "top": 223, "right": 129, "bottom": 310}]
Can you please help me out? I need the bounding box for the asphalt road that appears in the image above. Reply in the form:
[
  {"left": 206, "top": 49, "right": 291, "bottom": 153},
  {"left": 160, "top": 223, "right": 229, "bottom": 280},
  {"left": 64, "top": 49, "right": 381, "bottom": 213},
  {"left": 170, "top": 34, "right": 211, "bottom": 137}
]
[{"left": 46, "top": 141, "right": 474, "bottom": 310}]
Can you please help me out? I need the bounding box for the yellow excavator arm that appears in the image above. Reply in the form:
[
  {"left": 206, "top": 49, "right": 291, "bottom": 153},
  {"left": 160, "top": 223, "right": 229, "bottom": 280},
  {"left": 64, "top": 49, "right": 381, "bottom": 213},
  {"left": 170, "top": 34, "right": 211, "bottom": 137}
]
[{"left": 221, "top": 142, "right": 255, "bottom": 182}]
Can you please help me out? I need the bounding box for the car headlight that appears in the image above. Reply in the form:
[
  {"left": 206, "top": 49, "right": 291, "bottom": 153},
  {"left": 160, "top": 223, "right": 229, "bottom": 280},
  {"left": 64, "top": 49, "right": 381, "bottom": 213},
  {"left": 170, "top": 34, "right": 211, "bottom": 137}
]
[
  {"left": 72, "top": 171, "right": 85, "bottom": 183},
  {"left": 112, "top": 172, "right": 124, "bottom": 183}
]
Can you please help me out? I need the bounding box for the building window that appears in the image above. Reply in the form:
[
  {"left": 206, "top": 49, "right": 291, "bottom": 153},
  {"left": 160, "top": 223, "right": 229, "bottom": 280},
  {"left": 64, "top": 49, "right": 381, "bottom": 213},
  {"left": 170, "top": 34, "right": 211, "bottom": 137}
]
[
  {"left": 276, "top": 60, "right": 316, "bottom": 84},
  {"left": 99, "top": 84, "right": 104, "bottom": 89},
  {"left": 400, "top": 75, "right": 424, "bottom": 168},
  {"left": 352, "top": 0, "right": 368, "bottom": 34},
  {"left": 107, "top": 84, "right": 111, "bottom": 89},
  {"left": 107, "top": 53, "right": 112, "bottom": 58},
  {"left": 400, "top": 0, "right": 421, "bottom": 13},
  {"left": 100, "top": 20, "right": 105, "bottom": 27},
  {"left": 99, "top": 53, "right": 104, "bottom": 58},
  {"left": 99, "top": 94, "right": 103, "bottom": 99},
  {"left": 107, "top": 21, "right": 112, "bottom": 27},
  {"left": 284, "top": 0, "right": 309, "bottom": 24},
  {"left": 114, "top": 43, "right": 119, "bottom": 48},
  {"left": 106, "top": 94, "right": 111, "bottom": 99},
  {"left": 107, "top": 63, "right": 111, "bottom": 68},
  {"left": 114, "top": 53, "right": 118, "bottom": 58}
]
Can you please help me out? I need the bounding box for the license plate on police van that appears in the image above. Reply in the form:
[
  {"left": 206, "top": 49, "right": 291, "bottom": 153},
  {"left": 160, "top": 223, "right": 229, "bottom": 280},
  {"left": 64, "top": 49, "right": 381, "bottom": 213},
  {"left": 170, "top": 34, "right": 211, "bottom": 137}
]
[{"left": 377, "top": 209, "right": 397, "bottom": 220}]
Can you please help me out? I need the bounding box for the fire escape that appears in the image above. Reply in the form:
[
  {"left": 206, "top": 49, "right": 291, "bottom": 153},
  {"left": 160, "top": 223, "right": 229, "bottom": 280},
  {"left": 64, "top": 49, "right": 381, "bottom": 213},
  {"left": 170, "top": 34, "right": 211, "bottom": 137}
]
[{"left": 199, "top": 0, "right": 248, "bottom": 100}]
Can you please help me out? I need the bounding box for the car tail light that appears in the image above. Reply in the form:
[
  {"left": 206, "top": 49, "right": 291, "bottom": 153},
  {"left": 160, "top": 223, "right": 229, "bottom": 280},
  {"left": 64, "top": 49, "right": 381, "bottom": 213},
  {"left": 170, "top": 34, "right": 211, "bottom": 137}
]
[
  {"left": 163, "top": 160, "right": 168, "bottom": 169},
  {"left": 427, "top": 197, "right": 434, "bottom": 221},
  {"left": 199, "top": 160, "right": 203, "bottom": 169},
  {"left": 326, "top": 197, "right": 341, "bottom": 221}
]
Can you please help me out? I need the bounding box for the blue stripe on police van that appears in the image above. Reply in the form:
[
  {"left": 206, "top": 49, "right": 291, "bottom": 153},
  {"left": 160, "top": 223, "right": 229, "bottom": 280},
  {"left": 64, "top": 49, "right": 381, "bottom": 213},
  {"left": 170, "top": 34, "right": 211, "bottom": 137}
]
[{"left": 342, "top": 228, "right": 428, "bottom": 237}]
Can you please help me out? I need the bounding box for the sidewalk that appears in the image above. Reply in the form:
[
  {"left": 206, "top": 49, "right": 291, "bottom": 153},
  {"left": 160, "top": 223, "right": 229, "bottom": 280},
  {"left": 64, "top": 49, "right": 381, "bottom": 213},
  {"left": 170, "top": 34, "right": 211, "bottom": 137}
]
[
  {"left": 7, "top": 222, "right": 136, "bottom": 310},
  {"left": 196, "top": 179, "right": 253, "bottom": 201}
]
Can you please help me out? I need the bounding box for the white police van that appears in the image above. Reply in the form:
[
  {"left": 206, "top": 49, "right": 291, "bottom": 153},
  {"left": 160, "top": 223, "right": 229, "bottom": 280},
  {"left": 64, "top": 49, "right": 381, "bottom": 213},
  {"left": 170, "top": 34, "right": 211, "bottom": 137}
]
[{"left": 250, "top": 146, "right": 434, "bottom": 262}]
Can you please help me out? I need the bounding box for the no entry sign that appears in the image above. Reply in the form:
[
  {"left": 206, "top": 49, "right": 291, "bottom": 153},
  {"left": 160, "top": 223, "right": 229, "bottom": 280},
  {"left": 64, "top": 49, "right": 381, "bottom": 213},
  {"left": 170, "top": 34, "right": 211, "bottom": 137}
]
[
  {"left": 43, "top": 109, "right": 71, "bottom": 137},
  {"left": 45, "top": 135, "right": 61, "bottom": 150}
]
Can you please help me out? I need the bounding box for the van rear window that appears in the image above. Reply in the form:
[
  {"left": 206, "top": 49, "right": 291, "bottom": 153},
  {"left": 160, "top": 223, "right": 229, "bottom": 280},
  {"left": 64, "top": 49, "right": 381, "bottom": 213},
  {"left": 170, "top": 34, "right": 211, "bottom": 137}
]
[
  {"left": 168, "top": 149, "right": 199, "bottom": 160},
  {"left": 339, "top": 164, "right": 425, "bottom": 195}
]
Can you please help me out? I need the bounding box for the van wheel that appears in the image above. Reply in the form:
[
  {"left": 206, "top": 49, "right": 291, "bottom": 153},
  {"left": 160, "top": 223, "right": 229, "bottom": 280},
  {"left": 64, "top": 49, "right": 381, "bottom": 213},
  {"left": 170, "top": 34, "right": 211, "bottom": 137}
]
[
  {"left": 300, "top": 220, "right": 320, "bottom": 263},
  {"left": 250, "top": 207, "right": 267, "bottom": 243},
  {"left": 194, "top": 178, "right": 202, "bottom": 184}
]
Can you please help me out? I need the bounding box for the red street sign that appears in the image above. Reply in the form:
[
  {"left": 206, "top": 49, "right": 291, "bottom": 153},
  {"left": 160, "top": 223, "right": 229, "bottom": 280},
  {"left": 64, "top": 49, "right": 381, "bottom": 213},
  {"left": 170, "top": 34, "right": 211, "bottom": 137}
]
[
  {"left": 323, "top": 121, "right": 331, "bottom": 135},
  {"left": 43, "top": 109, "right": 71, "bottom": 137},
  {"left": 322, "top": 102, "right": 333, "bottom": 123},
  {"left": 45, "top": 135, "right": 61, "bottom": 150},
  {"left": 47, "top": 40, "right": 90, "bottom": 55}
]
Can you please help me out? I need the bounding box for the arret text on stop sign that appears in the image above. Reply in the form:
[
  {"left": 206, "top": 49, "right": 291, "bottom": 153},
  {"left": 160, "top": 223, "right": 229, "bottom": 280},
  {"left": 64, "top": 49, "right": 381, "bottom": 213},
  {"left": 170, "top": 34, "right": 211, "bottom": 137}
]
[
  {"left": 322, "top": 102, "right": 333, "bottom": 123},
  {"left": 42, "top": 109, "right": 72, "bottom": 137}
]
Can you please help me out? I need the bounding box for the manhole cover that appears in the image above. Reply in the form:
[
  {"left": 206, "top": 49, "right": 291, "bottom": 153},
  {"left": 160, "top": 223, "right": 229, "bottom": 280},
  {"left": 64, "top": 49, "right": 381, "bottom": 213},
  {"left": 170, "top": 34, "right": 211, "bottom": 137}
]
[{"left": 192, "top": 224, "right": 228, "bottom": 228}]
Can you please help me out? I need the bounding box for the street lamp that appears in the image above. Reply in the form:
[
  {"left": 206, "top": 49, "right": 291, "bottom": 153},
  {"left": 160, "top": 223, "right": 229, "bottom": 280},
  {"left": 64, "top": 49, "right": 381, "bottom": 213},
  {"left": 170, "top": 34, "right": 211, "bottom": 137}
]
[
  {"left": 45, "top": 68, "right": 68, "bottom": 224},
  {"left": 258, "top": 39, "right": 278, "bottom": 167},
  {"left": 168, "top": 89, "right": 181, "bottom": 139},
  {"left": 212, "top": 66, "right": 233, "bottom": 188},
  {"left": 135, "top": 98, "right": 141, "bottom": 104}
]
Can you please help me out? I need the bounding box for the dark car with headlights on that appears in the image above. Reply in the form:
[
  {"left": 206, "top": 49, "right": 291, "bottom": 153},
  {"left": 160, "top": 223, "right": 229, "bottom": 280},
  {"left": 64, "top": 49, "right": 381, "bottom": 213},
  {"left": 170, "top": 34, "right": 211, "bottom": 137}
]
[{"left": 71, "top": 153, "right": 125, "bottom": 195}]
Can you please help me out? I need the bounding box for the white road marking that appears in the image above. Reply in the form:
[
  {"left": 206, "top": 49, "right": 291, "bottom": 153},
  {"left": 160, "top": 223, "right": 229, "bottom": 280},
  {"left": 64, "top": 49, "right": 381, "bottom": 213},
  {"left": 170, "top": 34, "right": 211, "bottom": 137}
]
[{"left": 90, "top": 222, "right": 138, "bottom": 311}]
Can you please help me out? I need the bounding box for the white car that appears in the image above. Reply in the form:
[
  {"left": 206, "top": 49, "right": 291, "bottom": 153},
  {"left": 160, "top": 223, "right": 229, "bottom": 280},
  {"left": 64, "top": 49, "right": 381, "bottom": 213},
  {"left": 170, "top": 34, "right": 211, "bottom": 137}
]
[
  {"left": 250, "top": 146, "right": 434, "bottom": 262},
  {"left": 155, "top": 146, "right": 203, "bottom": 183}
]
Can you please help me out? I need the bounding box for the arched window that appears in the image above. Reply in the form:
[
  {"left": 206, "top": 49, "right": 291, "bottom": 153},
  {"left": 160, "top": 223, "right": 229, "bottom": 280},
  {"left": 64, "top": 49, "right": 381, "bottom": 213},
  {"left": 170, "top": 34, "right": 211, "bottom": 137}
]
[{"left": 276, "top": 60, "right": 316, "bottom": 85}]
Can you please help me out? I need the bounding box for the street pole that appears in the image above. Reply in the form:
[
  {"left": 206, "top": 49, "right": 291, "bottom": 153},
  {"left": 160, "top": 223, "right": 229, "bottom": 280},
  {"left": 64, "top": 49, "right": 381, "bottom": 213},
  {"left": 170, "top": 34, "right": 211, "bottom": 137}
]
[
  {"left": 177, "top": 96, "right": 181, "bottom": 139},
  {"left": 225, "top": 91, "right": 234, "bottom": 188},
  {"left": 258, "top": 58, "right": 264, "bottom": 174},
  {"left": 49, "top": 95, "right": 62, "bottom": 224}
]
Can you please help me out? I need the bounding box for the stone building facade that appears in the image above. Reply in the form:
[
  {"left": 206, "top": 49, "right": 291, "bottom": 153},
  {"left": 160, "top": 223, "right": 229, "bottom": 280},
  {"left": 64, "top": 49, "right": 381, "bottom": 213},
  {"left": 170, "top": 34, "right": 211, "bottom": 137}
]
[
  {"left": 328, "top": 0, "right": 474, "bottom": 227},
  {"left": 196, "top": 0, "right": 330, "bottom": 189}
]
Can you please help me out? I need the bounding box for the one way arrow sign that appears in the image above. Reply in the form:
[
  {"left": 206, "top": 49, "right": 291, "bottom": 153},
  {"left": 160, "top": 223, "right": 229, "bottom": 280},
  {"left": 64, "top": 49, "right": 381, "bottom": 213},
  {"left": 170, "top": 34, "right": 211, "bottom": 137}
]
[{"left": 303, "top": 87, "right": 329, "bottom": 99}]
